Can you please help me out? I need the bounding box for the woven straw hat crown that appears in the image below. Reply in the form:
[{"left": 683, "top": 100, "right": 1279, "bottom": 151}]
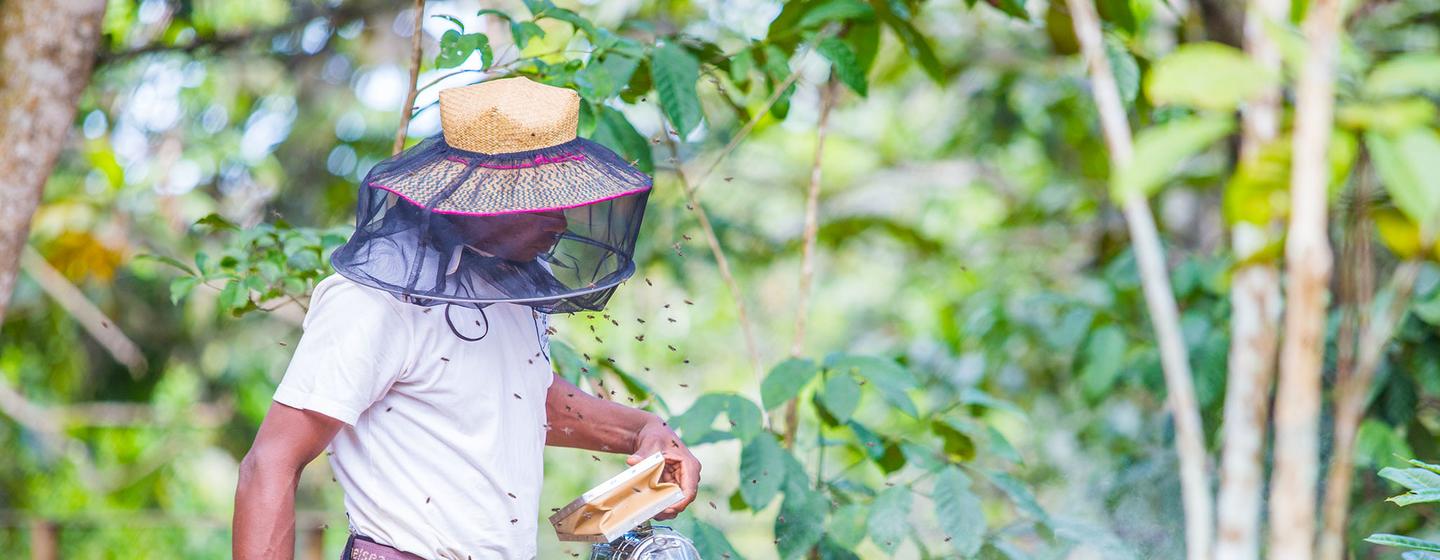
[{"left": 438, "top": 77, "right": 580, "bottom": 154}]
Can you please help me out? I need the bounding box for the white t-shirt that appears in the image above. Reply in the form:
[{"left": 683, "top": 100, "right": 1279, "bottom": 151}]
[{"left": 273, "top": 274, "right": 555, "bottom": 559}]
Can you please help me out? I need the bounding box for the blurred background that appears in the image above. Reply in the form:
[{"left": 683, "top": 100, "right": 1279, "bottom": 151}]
[{"left": 1, "top": 0, "right": 1439, "bottom": 558}]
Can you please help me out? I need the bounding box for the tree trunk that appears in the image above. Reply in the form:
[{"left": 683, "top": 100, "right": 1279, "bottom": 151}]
[
  {"left": 0, "top": 0, "right": 108, "bottom": 325},
  {"left": 1066, "top": 1, "right": 1214, "bottom": 558},
  {"left": 1268, "top": 0, "right": 1342, "bottom": 555},
  {"left": 1213, "top": 0, "right": 1287, "bottom": 556}
]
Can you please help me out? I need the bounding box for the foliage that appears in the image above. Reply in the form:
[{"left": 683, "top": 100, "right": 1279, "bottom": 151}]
[
  {"left": 1366, "top": 459, "right": 1440, "bottom": 555},
  {"left": 4, "top": 0, "right": 1440, "bottom": 557}
]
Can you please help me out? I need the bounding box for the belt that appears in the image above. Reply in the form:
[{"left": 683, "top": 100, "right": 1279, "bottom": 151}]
[{"left": 344, "top": 534, "right": 427, "bottom": 560}]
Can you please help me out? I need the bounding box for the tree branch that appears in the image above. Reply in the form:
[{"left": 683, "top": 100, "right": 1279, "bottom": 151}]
[
  {"left": 393, "top": 0, "right": 426, "bottom": 155},
  {"left": 96, "top": 1, "right": 387, "bottom": 65},
  {"left": 1214, "top": 0, "right": 1288, "bottom": 555},
  {"left": 20, "top": 246, "right": 148, "bottom": 376},
  {"left": 1066, "top": 1, "right": 1214, "bottom": 558},
  {"left": 1268, "top": 0, "right": 1342, "bottom": 555},
  {"left": 782, "top": 76, "right": 837, "bottom": 447}
]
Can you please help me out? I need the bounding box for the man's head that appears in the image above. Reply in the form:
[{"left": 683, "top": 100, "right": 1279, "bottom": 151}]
[{"left": 446, "top": 210, "right": 569, "bottom": 262}]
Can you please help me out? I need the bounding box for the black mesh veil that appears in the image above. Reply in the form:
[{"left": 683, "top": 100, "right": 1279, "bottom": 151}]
[{"left": 331, "top": 134, "right": 651, "bottom": 318}]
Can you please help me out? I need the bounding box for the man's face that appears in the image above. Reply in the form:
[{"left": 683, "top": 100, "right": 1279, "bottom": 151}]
[{"left": 448, "top": 210, "right": 568, "bottom": 262}]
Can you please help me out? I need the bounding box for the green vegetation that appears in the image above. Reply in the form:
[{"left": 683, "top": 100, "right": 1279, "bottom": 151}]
[{"left": 2, "top": 0, "right": 1439, "bottom": 558}]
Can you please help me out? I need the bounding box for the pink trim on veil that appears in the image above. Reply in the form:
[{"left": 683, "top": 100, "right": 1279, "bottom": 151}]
[{"left": 366, "top": 180, "right": 651, "bottom": 217}]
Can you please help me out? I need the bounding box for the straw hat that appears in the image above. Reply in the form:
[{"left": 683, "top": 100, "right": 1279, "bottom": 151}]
[
  {"left": 439, "top": 77, "right": 581, "bottom": 154},
  {"left": 365, "top": 77, "right": 651, "bottom": 216}
]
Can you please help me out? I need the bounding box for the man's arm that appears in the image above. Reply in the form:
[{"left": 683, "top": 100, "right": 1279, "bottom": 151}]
[
  {"left": 234, "top": 403, "right": 344, "bottom": 560},
  {"left": 545, "top": 373, "right": 701, "bottom": 519}
]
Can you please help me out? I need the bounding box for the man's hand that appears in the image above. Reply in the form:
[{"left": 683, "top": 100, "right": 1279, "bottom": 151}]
[
  {"left": 628, "top": 419, "right": 700, "bottom": 519},
  {"left": 544, "top": 373, "right": 704, "bottom": 519}
]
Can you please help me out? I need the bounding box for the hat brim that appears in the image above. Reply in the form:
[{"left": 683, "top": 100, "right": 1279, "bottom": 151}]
[{"left": 365, "top": 136, "right": 652, "bottom": 216}]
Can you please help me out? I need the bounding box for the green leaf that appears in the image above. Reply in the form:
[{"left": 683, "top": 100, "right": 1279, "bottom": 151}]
[
  {"left": 432, "top": 14, "right": 464, "bottom": 31},
  {"left": 776, "top": 485, "right": 829, "bottom": 559},
  {"left": 957, "top": 387, "right": 1026, "bottom": 418},
  {"left": 866, "top": 486, "right": 912, "bottom": 555},
  {"left": 548, "top": 340, "right": 586, "bottom": 385},
  {"left": 672, "top": 393, "right": 761, "bottom": 442},
  {"left": 932, "top": 419, "right": 977, "bottom": 462},
  {"left": 762, "top": 44, "right": 797, "bottom": 118},
  {"left": 608, "top": 364, "right": 670, "bottom": 415},
  {"left": 1112, "top": 116, "right": 1235, "bottom": 200},
  {"left": 933, "top": 467, "right": 986, "bottom": 556},
  {"left": 669, "top": 514, "right": 746, "bottom": 560},
  {"left": 817, "top": 37, "right": 868, "bottom": 96},
  {"left": 986, "top": 425, "right": 1024, "bottom": 464},
  {"left": 827, "top": 504, "right": 869, "bottom": 549},
  {"left": 1381, "top": 466, "right": 1440, "bottom": 492},
  {"left": 436, "top": 31, "right": 491, "bottom": 69},
  {"left": 1367, "top": 128, "right": 1440, "bottom": 230},
  {"left": 846, "top": 20, "right": 881, "bottom": 74},
  {"left": 194, "top": 213, "right": 238, "bottom": 231},
  {"left": 652, "top": 40, "right": 704, "bottom": 136},
  {"left": 827, "top": 354, "right": 918, "bottom": 416},
  {"left": 817, "top": 538, "right": 861, "bottom": 560},
  {"left": 509, "top": 20, "right": 545, "bottom": 49},
  {"left": 986, "top": 0, "right": 1030, "bottom": 20},
  {"left": 136, "top": 253, "right": 194, "bottom": 274},
  {"left": 1364, "top": 54, "right": 1440, "bottom": 98},
  {"left": 1097, "top": 0, "right": 1137, "bottom": 33},
  {"left": 671, "top": 393, "right": 727, "bottom": 441},
  {"left": 169, "top": 276, "right": 199, "bottom": 304},
  {"left": 1391, "top": 488, "right": 1440, "bottom": 506},
  {"left": 1145, "top": 42, "right": 1277, "bottom": 111},
  {"left": 520, "top": 0, "right": 555, "bottom": 15},
  {"left": 739, "top": 434, "right": 787, "bottom": 509},
  {"left": 869, "top": 0, "right": 944, "bottom": 83},
  {"left": 1104, "top": 34, "right": 1138, "bottom": 107},
  {"left": 1410, "top": 459, "right": 1440, "bottom": 476},
  {"left": 475, "top": 8, "right": 513, "bottom": 22},
  {"left": 1355, "top": 418, "right": 1412, "bottom": 470},
  {"left": 218, "top": 279, "right": 249, "bottom": 311},
  {"left": 1080, "top": 325, "right": 1127, "bottom": 400},
  {"left": 575, "top": 55, "right": 638, "bottom": 102},
  {"left": 1367, "top": 534, "right": 1440, "bottom": 553},
  {"left": 762, "top": 358, "right": 820, "bottom": 410},
  {"left": 539, "top": 7, "right": 599, "bottom": 41},
  {"left": 984, "top": 469, "right": 1048, "bottom": 521},
  {"left": 730, "top": 47, "right": 755, "bottom": 87},
  {"left": 589, "top": 106, "right": 653, "bottom": 173},
  {"left": 847, "top": 420, "right": 886, "bottom": 461},
  {"left": 1337, "top": 99, "right": 1437, "bottom": 134},
  {"left": 724, "top": 395, "right": 764, "bottom": 442},
  {"left": 817, "top": 372, "right": 862, "bottom": 423},
  {"left": 800, "top": 0, "right": 876, "bottom": 27}
]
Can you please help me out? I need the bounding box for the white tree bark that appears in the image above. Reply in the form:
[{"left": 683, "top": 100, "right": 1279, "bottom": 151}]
[
  {"left": 0, "top": 0, "right": 108, "bottom": 325},
  {"left": 1066, "top": 1, "right": 1214, "bottom": 558},
  {"left": 1268, "top": 0, "right": 1342, "bottom": 555},
  {"left": 1213, "top": 0, "right": 1287, "bottom": 556}
]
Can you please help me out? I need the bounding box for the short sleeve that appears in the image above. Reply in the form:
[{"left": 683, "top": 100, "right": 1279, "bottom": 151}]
[{"left": 273, "top": 278, "right": 411, "bottom": 425}]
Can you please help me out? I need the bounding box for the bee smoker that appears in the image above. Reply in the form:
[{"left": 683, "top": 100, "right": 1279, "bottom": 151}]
[{"left": 588, "top": 522, "right": 701, "bottom": 560}]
